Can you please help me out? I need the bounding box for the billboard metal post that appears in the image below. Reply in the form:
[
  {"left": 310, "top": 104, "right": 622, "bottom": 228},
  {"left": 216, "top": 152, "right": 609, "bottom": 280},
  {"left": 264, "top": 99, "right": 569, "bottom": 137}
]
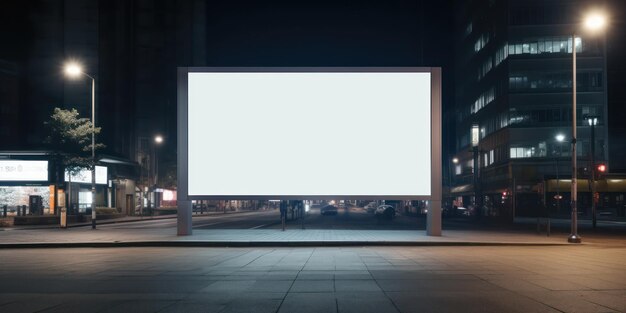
[
  {"left": 177, "top": 67, "right": 192, "bottom": 236},
  {"left": 427, "top": 68, "right": 442, "bottom": 236}
]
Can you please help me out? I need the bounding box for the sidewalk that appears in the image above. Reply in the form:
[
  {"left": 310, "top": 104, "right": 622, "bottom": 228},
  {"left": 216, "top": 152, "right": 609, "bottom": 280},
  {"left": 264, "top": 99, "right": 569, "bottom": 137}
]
[{"left": 0, "top": 226, "right": 574, "bottom": 248}]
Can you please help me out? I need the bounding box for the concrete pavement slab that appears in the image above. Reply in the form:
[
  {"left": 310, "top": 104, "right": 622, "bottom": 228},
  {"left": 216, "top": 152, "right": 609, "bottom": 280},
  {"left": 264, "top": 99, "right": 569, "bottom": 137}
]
[{"left": 0, "top": 226, "right": 578, "bottom": 248}]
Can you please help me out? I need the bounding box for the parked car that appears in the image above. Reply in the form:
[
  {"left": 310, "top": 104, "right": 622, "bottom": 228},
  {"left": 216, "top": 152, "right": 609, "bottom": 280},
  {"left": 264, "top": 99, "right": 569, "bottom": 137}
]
[
  {"left": 320, "top": 205, "right": 338, "bottom": 215},
  {"left": 364, "top": 202, "right": 377, "bottom": 213},
  {"left": 374, "top": 205, "right": 395, "bottom": 219}
]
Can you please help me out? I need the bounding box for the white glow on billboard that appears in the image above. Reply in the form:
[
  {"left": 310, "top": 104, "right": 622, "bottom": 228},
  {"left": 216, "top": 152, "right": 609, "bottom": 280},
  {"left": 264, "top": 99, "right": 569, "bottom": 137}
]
[
  {"left": 0, "top": 160, "right": 48, "bottom": 181},
  {"left": 187, "top": 72, "right": 432, "bottom": 197},
  {"left": 65, "top": 166, "right": 108, "bottom": 184}
]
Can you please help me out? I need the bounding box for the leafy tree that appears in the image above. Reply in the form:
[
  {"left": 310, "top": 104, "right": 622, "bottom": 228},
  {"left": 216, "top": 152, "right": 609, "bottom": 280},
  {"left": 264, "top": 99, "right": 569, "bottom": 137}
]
[
  {"left": 45, "top": 108, "right": 105, "bottom": 213},
  {"left": 160, "top": 164, "right": 177, "bottom": 189}
]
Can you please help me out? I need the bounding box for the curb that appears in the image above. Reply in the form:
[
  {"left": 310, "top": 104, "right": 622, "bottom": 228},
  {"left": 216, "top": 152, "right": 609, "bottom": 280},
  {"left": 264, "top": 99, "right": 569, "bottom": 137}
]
[{"left": 0, "top": 240, "right": 571, "bottom": 249}]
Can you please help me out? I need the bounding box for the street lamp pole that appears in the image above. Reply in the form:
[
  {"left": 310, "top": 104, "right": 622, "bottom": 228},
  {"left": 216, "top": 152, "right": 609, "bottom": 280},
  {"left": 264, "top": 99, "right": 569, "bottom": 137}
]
[
  {"left": 587, "top": 117, "right": 598, "bottom": 229},
  {"left": 568, "top": 33, "right": 581, "bottom": 243},
  {"left": 568, "top": 11, "right": 607, "bottom": 243},
  {"left": 555, "top": 134, "right": 565, "bottom": 214},
  {"left": 90, "top": 75, "right": 96, "bottom": 229},
  {"left": 64, "top": 62, "right": 97, "bottom": 229},
  {"left": 153, "top": 135, "right": 164, "bottom": 210}
]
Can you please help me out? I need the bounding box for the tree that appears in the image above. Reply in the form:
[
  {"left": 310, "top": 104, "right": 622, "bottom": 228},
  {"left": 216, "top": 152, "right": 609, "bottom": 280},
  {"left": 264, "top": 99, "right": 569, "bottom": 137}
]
[{"left": 45, "top": 108, "right": 104, "bottom": 213}]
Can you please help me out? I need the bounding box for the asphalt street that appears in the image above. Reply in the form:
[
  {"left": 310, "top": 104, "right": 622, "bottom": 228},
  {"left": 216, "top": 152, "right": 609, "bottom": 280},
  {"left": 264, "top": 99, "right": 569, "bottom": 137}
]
[
  {"left": 94, "top": 206, "right": 428, "bottom": 231},
  {"left": 91, "top": 206, "right": 626, "bottom": 240}
]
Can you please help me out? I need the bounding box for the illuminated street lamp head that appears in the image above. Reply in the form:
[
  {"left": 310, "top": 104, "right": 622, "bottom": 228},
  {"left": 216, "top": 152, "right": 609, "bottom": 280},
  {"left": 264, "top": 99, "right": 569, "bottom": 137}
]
[
  {"left": 584, "top": 12, "right": 607, "bottom": 32},
  {"left": 154, "top": 135, "right": 164, "bottom": 144},
  {"left": 64, "top": 62, "right": 83, "bottom": 78},
  {"left": 556, "top": 134, "right": 565, "bottom": 142},
  {"left": 452, "top": 157, "right": 459, "bottom": 164},
  {"left": 587, "top": 117, "right": 598, "bottom": 126}
]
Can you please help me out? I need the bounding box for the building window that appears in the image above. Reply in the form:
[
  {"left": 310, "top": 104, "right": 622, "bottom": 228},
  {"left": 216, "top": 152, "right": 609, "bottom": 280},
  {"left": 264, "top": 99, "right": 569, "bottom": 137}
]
[
  {"left": 509, "top": 36, "right": 583, "bottom": 56},
  {"left": 495, "top": 44, "right": 508, "bottom": 66},
  {"left": 510, "top": 143, "right": 547, "bottom": 159},
  {"left": 465, "top": 22, "right": 473, "bottom": 37},
  {"left": 509, "top": 71, "right": 603, "bottom": 92},
  {"left": 474, "top": 33, "right": 490, "bottom": 53},
  {"left": 471, "top": 87, "right": 496, "bottom": 114},
  {"left": 455, "top": 164, "right": 462, "bottom": 175}
]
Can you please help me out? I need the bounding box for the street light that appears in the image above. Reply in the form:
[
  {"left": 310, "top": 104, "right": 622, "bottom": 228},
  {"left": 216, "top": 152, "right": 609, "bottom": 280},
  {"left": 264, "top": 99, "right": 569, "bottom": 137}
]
[
  {"left": 448, "top": 156, "right": 459, "bottom": 198},
  {"left": 584, "top": 13, "right": 607, "bottom": 32},
  {"left": 586, "top": 116, "right": 599, "bottom": 229},
  {"left": 154, "top": 135, "right": 164, "bottom": 144},
  {"left": 153, "top": 135, "right": 163, "bottom": 186},
  {"left": 568, "top": 11, "right": 608, "bottom": 243},
  {"left": 555, "top": 134, "right": 565, "bottom": 213},
  {"left": 149, "top": 135, "right": 164, "bottom": 210},
  {"left": 64, "top": 61, "right": 97, "bottom": 229}
]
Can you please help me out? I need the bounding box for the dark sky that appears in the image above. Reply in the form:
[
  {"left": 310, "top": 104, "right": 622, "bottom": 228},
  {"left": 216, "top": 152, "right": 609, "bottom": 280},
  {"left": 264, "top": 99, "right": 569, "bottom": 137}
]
[
  {"left": 203, "top": 0, "right": 453, "bottom": 67},
  {"left": 1, "top": 0, "right": 624, "bottom": 162}
]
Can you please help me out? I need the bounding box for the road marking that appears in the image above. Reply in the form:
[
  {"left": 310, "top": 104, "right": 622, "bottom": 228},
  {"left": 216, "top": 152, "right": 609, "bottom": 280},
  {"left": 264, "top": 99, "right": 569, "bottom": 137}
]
[{"left": 249, "top": 223, "right": 271, "bottom": 229}]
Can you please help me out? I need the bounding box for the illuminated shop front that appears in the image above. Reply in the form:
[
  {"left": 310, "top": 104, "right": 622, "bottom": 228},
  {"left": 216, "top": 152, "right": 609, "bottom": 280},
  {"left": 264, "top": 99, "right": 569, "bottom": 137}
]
[
  {"left": 0, "top": 159, "right": 54, "bottom": 215},
  {"left": 0, "top": 152, "right": 141, "bottom": 217},
  {"left": 64, "top": 166, "right": 108, "bottom": 213}
]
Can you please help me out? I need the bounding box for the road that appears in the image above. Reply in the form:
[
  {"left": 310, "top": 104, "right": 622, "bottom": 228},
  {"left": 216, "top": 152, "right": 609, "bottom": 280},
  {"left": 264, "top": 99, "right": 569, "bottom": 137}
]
[
  {"left": 92, "top": 206, "right": 626, "bottom": 240},
  {"left": 94, "top": 206, "right": 429, "bottom": 231}
]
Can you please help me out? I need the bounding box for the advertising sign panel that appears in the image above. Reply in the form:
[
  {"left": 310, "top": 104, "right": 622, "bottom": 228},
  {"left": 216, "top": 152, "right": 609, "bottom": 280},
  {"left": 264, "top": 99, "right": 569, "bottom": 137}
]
[
  {"left": 0, "top": 160, "right": 48, "bottom": 181},
  {"left": 179, "top": 67, "right": 441, "bottom": 200}
]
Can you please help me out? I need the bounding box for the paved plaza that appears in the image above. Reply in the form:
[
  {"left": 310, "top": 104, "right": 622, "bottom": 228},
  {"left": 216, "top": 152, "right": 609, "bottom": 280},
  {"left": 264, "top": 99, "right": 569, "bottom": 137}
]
[
  {"left": 0, "top": 226, "right": 569, "bottom": 247},
  {"left": 0, "top": 245, "right": 624, "bottom": 313}
]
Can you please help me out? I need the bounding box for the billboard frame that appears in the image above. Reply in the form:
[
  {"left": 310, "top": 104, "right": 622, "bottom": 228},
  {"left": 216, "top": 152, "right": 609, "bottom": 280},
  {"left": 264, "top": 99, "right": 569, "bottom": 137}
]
[
  {"left": 177, "top": 67, "right": 441, "bottom": 235},
  {"left": 178, "top": 67, "right": 441, "bottom": 201}
]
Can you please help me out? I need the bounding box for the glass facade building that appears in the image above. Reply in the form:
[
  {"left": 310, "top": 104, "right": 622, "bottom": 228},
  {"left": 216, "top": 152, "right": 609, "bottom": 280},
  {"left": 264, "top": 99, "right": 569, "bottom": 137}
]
[{"left": 451, "top": 0, "right": 610, "bottom": 217}]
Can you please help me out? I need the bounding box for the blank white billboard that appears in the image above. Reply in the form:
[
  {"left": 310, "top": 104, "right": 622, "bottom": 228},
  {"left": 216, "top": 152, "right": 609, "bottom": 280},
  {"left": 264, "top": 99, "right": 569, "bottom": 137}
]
[{"left": 187, "top": 71, "right": 432, "bottom": 197}]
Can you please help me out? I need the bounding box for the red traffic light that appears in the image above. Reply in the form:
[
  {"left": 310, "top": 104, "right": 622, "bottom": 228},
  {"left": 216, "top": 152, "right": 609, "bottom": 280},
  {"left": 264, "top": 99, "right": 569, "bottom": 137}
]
[{"left": 597, "top": 164, "right": 606, "bottom": 172}]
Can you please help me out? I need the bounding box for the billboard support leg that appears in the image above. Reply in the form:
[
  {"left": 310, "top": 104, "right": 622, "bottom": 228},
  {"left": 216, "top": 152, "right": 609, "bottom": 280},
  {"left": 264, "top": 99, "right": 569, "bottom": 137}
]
[
  {"left": 427, "top": 200, "right": 442, "bottom": 236},
  {"left": 177, "top": 200, "right": 192, "bottom": 236}
]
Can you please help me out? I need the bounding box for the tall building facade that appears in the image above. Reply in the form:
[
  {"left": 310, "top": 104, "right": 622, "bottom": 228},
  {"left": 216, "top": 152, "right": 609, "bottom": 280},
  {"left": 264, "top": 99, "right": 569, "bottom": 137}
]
[
  {"left": 0, "top": 0, "right": 209, "bottom": 213},
  {"left": 451, "top": 0, "right": 611, "bottom": 217}
]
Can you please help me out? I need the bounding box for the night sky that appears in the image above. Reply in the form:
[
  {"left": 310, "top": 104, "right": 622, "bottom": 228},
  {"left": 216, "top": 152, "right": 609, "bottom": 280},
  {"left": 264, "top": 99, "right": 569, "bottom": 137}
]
[
  {"left": 1, "top": 0, "right": 625, "bottom": 165},
  {"left": 203, "top": 0, "right": 452, "bottom": 67}
]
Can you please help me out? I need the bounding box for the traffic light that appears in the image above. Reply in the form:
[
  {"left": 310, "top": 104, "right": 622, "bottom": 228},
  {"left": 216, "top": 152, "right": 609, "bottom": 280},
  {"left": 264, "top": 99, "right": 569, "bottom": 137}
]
[{"left": 596, "top": 163, "right": 607, "bottom": 180}]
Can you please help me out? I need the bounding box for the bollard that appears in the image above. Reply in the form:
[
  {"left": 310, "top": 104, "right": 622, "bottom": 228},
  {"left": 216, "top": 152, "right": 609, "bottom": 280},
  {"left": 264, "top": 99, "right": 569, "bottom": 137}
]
[
  {"left": 23, "top": 205, "right": 28, "bottom": 216},
  {"left": 60, "top": 207, "right": 67, "bottom": 228}
]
